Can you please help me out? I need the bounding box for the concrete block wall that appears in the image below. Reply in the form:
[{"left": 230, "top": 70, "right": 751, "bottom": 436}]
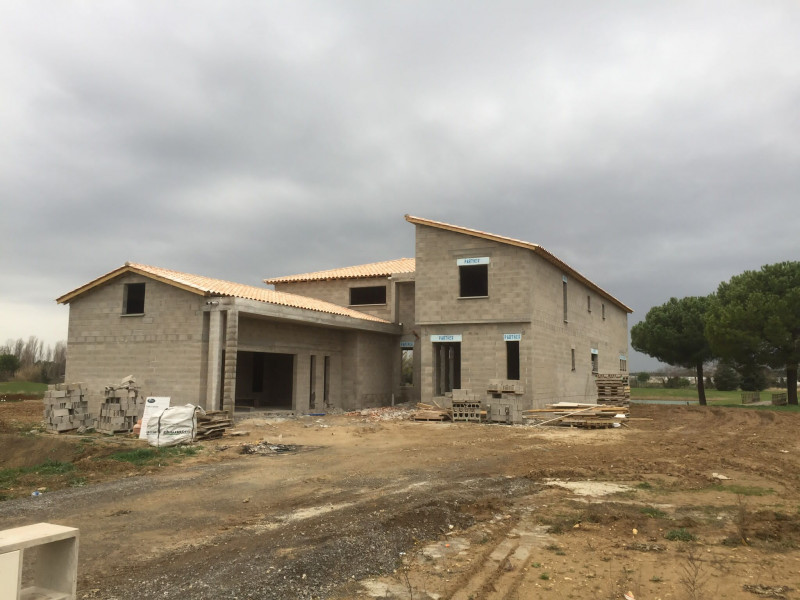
[
  {"left": 64, "top": 274, "right": 207, "bottom": 415},
  {"left": 413, "top": 222, "right": 629, "bottom": 408},
  {"left": 272, "top": 277, "right": 395, "bottom": 322},
  {"left": 419, "top": 323, "right": 533, "bottom": 407},
  {"left": 528, "top": 249, "right": 630, "bottom": 406},
  {"left": 414, "top": 225, "right": 534, "bottom": 324},
  {"left": 341, "top": 330, "right": 396, "bottom": 410}
]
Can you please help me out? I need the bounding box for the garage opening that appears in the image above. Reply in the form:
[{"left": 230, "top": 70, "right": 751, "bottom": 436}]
[{"left": 236, "top": 351, "right": 294, "bottom": 410}]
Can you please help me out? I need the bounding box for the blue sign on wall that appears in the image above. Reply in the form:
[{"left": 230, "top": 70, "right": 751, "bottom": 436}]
[
  {"left": 503, "top": 333, "right": 522, "bottom": 341},
  {"left": 456, "top": 257, "right": 490, "bottom": 266},
  {"left": 430, "top": 334, "right": 462, "bottom": 342},
  {"left": 400, "top": 341, "right": 414, "bottom": 348}
]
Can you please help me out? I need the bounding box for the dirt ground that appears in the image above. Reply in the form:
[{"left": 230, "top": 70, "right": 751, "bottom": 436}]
[{"left": 3, "top": 400, "right": 800, "bottom": 599}]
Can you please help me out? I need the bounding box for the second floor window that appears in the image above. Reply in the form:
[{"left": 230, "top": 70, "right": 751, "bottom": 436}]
[{"left": 350, "top": 286, "right": 386, "bottom": 305}]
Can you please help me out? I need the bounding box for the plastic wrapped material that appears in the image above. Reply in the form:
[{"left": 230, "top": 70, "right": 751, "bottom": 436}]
[{"left": 146, "top": 404, "right": 204, "bottom": 447}]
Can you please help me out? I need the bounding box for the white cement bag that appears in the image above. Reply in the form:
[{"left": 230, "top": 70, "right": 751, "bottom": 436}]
[{"left": 146, "top": 404, "right": 204, "bottom": 447}]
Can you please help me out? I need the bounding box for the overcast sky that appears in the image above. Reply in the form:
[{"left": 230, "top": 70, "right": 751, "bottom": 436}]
[{"left": 2, "top": 1, "right": 798, "bottom": 370}]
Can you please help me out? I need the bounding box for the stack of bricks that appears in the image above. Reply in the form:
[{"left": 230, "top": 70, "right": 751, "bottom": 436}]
[
  {"left": 97, "top": 377, "right": 143, "bottom": 434},
  {"left": 595, "top": 374, "right": 630, "bottom": 407},
  {"left": 43, "top": 383, "right": 91, "bottom": 433},
  {"left": 450, "top": 389, "right": 484, "bottom": 422}
]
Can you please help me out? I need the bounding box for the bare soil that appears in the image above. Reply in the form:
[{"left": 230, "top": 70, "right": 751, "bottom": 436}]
[{"left": 3, "top": 400, "right": 800, "bottom": 599}]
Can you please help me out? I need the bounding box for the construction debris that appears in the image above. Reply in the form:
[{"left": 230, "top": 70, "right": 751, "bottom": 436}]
[
  {"left": 412, "top": 403, "right": 452, "bottom": 421},
  {"left": 98, "top": 376, "right": 143, "bottom": 434},
  {"left": 43, "top": 383, "right": 91, "bottom": 433},
  {"left": 523, "top": 402, "right": 629, "bottom": 428},
  {"left": 196, "top": 410, "right": 234, "bottom": 440},
  {"left": 595, "top": 374, "right": 630, "bottom": 407},
  {"left": 240, "top": 441, "right": 304, "bottom": 455}
]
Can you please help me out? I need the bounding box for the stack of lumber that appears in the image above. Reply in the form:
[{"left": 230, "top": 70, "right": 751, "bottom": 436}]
[
  {"left": 595, "top": 374, "right": 630, "bottom": 407},
  {"left": 412, "top": 402, "right": 452, "bottom": 421},
  {"left": 97, "top": 376, "right": 143, "bottom": 434},
  {"left": 43, "top": 383, "right": 91, "bottom": 433},
  {"left": 522, "top": 402, "right": 628, "bottom": 429},
  {"left": 196, "top": 410, "right": 234, "bottom": 439}
]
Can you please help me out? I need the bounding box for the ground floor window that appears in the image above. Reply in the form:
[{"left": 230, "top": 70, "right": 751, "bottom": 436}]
[
  {"left": 506, "top": 341, "right": 520, "bottom": 380},
  {"left": 620, "top": 357, "right": 627, "bottom": 372},
  {"left": 401, "top": 348, "right": 414, "bottom": 386},
  {"left": 434, "top": 342, "right": 460, "bottom": 396},
  {"left": 591, "top": 351, "right": 599, "bottom": 374}
]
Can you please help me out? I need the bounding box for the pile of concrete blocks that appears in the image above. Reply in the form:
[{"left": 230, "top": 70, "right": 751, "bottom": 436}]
[
  {"left": 43, "top": 383, "right": 92, "bottom": 433},
  {"left": 97, "top": 376, "right": 144, "bottom": 434},
  {"left": 487, "top": 379, "right": 525, "bottom": 396},
  {"left": 450, "top": 389, "right": 484, "bottom": 422}
]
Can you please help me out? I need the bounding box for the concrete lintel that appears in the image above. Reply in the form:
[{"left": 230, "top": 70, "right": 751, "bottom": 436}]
[
  {"left": 416, "top": 318, "right": 532, "bottom": 325},
  {"left": 231, "top": 298, "right": 402, "bottom": 335}
]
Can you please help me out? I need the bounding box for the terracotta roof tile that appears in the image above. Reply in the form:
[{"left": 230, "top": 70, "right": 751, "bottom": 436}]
[
  {"left": 265, "top": 257, "right": 415, "bottom": 284},
  {"left": 405, "top": 215, "right": 633, "bottom": 313},
  {"left": 57, "top": 263, "right": 391, "bottom": 324}
]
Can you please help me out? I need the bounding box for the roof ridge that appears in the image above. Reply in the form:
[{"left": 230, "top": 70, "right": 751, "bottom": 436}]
[
  {"left": 57, "top": 263, "right": 392, "bottom": 323},
  {"left": 265, "top": 257, "right": 415, "bottom": 284}
]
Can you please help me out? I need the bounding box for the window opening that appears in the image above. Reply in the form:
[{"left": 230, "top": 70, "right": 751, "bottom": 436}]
[
  {"left": 401, "top": 348, "right": 414, "bottom": 386},
  {"left": 571, "top": 349, "right": 576, "bottom": 372},
  {"left": 323, "top": 356, "right": 331, "bottom": 407},
  {"left": 591, "top": 352, "right": 599, "bottom": 374},
  {"left": 350, "top": 286, "right": 386, "bottom": 305},
  {"left": 602, "top": 303, "right": 606, "bottom": 320},
  {"left": 123, "top": 283, "right": 145, "bottom": 314},
  {"left": 620, "top": 357, "right": 627, "bottom": 372},
  {"left": 309, "top": 355, "right": 316, "bottom": 409},
  {"left": 587, "top": 295, "right": 591, "bottom": 312},
  {"left": 562, "top": 278, "right": 568, "bottom": 322},
  {"left": 459, "top": 265, "right": 488, "bottom": 297},
  {"left": 506, "top": 341, "right": 520, "bottom": 380},
  {"left": 433, "top": 342, "right": 460, "bottom": 396}
]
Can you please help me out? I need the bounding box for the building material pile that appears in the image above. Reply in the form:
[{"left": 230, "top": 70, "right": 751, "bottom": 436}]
[
  {"left": 412, "top": 403, "right": 452, "bottom": 421},
  {"left": 595, "top": 374, "right": 630, "bottom": 407},
  {"left": 523, "top": 402, "right": 628, "bottom": 428},
  {"left": 97, "top": 377, "right": 143, "bottom": 434},
  {"left": 451, "top": 389, "right": 485, "bottom": 422},
  {"left": 196, "top": 410, "right": 234, "bottom": 439},
  {"left": 43, "top": 383, "right": 91, "bottom": 433}
]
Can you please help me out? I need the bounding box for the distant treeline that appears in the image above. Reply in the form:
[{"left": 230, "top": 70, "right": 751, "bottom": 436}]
[{"left": 0, "top": 336, "right": 66, "bottom": 383}]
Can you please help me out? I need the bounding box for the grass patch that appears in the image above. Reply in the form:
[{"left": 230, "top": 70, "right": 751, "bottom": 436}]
[
  {"left": 539, "top": 572, "right": 550, "bottom": 580},
  {"left": 636, "top": 481, "right": 653, "bottom": 490},
  {"left": 108, "top": 446, "right": 199, "bottom": 466},
  {"left": 641, "top": 506, "right": 669, "bottom": 519},
  {"left": 707, "top": 484, "right": 774, "bottom": 497},
  {"left": 0, "top": 459, "right": 75, "bottom": 489},
  {"left": 0, "top": 381, "right": 48, "bottom": 396},
  {"left": 665, "top": 528, "right": 697, "bottom": 542}
]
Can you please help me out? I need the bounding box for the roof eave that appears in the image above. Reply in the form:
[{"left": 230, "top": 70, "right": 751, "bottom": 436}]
[{"left": 56, "top": 264, "right": 209, "bottom": 304}]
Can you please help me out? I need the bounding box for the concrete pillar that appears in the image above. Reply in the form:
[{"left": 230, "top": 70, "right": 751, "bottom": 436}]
[
  {"left": 205, "top": 310, "right": 224, "bottom": 411},
  {"left": 222, "top": 310, "right": 239, "bottom": 414}
]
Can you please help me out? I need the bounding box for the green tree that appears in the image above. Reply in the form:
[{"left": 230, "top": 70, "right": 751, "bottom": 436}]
[
  {"left": 0, "top": 354, "right": 20, "bottom": 380},
  {"left": 631, "top": 296, "right": 715, "bottom": 405},
  {"left": 738, "top": 362, "right": 768, "bottom": 392},
  {"left": 636, "top": 372, "right": 650, "bottom": 383},
  {"left": 714, "top": 360, "right": 741, "bottom": 391},
  {"left": 705, "top": 262, "right": 800, "bottom": 405}
]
